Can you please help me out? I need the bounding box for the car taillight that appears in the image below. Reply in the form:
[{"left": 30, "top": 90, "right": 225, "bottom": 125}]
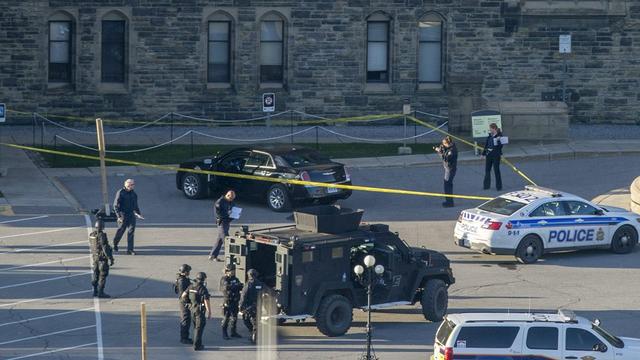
[
  {"left": 482, "top": 220, "right": 502, "bottom": 230},
  {"left": 444, "top": 347, "right": 453, "bottom": 360},
  {"left": 344, "top": 167, "right": 351, "bottom": 181},
  {"left": 300, "top": 171, "right": 311, "bottom": 182}
]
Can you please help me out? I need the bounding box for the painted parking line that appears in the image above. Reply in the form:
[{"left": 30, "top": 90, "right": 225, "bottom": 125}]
[
  {"left": 6, "top": 342, "right": 97, "bottom": 360},
  {"left": 0, "top": 240, "right": 87, "bottom": 255},
  {"left": 0, "top": 272, "right": 91, "bottom": 291},
  {"left": 0, "top": 215, "right": 49, "bottom": 224},
  {"left": 0, "top": 255, "right": 89, "bottom": 272},
  {"left": 84, "top": 214, "right": 104, "bottom": 360},
  {"left": 0, "top": 307, "right": 95, "bottom": 328},
  {"left": 0, "top": 290, "right": 92, "bottom": 308},
  {"left": 0, "top": 324, "right": 96, "bottom": 346},
  {"left": 0, "top": 227, "right": 82, "bottom": 240}
]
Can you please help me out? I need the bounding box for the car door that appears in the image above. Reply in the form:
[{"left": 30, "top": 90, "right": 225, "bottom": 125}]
[
  {"left": 528, "top": 200, "right": 569, "bottom": 250},
  {"left": 524, "top": 325, "right": 561, "bottom": 359},
  {"left": 562, "top": 201, "right": 611, "bottom": 248},
  {"left": 563, "top": 327, "right": 614, "bottom": 360},
  {"left": 242, "top": 151, "right": 277, "bottom": 199},
  {"left": 216, "top": 150, "right": 251, "bottom": 194}
]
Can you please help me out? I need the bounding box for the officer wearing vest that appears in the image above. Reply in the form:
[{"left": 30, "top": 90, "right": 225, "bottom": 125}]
[
  {"left": 435, "top": 136, "right": 458, "bottom": 208},
  {"left": 182, "top": 272, "right": 211, "bottom": 351},
  {"left": 174, "top": 264, "right": 192, "bottom": 344},
  {"left": 89, "top": 219, "right": 114, "bottom": 298},
  {"left": 240, "top": 268, "right": 262, "bottom": 343},
  {"left": 220, "top": 263, "right": 243, "bottom": 340},
  {"left": 482, "top": 123, "right": 503, "bottom": 191}
]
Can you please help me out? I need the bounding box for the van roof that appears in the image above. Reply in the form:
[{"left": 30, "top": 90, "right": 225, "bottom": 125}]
[{"left": 446, "top": 310, "right": 589, "bottom": 326}]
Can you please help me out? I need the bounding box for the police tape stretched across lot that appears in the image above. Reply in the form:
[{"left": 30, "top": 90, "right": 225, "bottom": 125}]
[{"left": 0, "top": 142, "right": 493, "bottom": 201}]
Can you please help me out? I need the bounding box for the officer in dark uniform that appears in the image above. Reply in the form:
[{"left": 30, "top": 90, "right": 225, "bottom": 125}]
[
  {"left": 182, "top": 272, "right": 211, "bottom": 351},
  {"left": 89, "top": 219, "right": 114, "bottom": 298},
  {"left": 240, "top": 268, "right": 263, "bottom": 343},
  {"left": 435, "top": 136, "right": 458, "bottom": 208},
  {"left": 482, "top": 123, "right": 503, "bottom": 191},
  {"left": 220, "top": 263, "right": 243, "bottom": 340},
  {"left": 209, "top": 190, "right": 236, "bottom": 262},
  {"left": 113, "top": 178, "right": 143, "bottom": 255},
  {"left": 174, "top": 264, "right": 192, "bottom": 344}
]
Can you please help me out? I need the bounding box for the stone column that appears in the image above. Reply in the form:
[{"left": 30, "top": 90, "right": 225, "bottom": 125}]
[{"left": 446, "top": 74, "right": 485, "bottom": 136}]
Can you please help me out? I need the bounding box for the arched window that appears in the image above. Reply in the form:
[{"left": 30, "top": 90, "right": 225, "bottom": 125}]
[
  {"left": 259, "top": 12, "right": 286, "bottom": 83},
  {"left": 366, "top": 12, "right": 391, "bottom": 83},
  {"left": 101, "top": 11, "right": 127, "bottom": 83},
  {"left": 207, "top": 11, "right": 233, "bottom": 83},
  {"left": 418, "top": 13, "right": 444, "bottom": 83},
  {"left": 48, "top": 12, "right": 74, "bottom": 83}
]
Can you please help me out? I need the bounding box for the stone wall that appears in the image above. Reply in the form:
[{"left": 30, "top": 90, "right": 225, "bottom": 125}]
[{"left": 0, "top": 0, "right": 638, "bottom": 125}]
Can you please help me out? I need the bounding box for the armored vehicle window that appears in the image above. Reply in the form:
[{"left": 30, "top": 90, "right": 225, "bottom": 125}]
[
  {"left": 331, "top": 247, "right": 343, "bottom": 259},
  {"left": 302, "top": 250, "right": 314, "bottom": 263},
  {"left": 566, "top": 328, "right": 605, "bottom": 351},
  {"left": 456, "top": 326, "right": 520, "bottom": 348},
  {"left": 526, "top": 327, "right": 558, "bottom": 350},
  {"left": 478, "top": 197, "right": 526, "bottom": 216}
]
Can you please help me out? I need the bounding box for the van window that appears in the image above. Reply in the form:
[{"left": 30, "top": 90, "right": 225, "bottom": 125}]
[
  {"left": 478, "top": 197, "right": 527, "bottom": 216},
  {"left": 527, "top": 327, "right": 558, "bottom": 350},
  {"left": 566, "top": 328, "right": 605, "bottom": 351},
  {"left": 456, "top": 326, "right": 520, "bottom": 348},
  {"left": 436, "top": 320, "right": 456, "bottom": 345}
]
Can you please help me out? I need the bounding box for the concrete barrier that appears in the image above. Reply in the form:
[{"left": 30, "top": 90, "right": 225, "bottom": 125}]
[{"left": 631, "top": 176, "right": 640, "bottom": 214}]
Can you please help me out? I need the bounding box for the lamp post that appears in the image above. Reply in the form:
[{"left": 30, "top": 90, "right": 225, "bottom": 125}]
[{"left": 354, "top": 255, "right": 385, "bottom": 360}]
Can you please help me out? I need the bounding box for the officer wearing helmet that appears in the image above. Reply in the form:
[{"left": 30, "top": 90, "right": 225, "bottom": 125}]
[
  {"left": 174, "top": 264, "right": 192, "bottom": 344},
  {"left": 89, "top": 219, "right": 114, "bottom": 298},
  {"left": 219, "top": 263, "right": 243, "bottom": 340},
  {"left": 240, "top": 268, "right": 263, "bottom": 343},
  {"left": 182, "top": 272, "right": 211, "bottom": 351}
]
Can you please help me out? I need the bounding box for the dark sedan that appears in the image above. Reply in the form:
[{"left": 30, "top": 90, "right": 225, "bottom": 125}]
[{"left": 176, "top": 146, "right": 352, "bottom": 212}]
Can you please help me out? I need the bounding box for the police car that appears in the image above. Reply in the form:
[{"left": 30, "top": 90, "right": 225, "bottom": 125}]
[{"left": 454, "top": 185, "right": 640, "bottom": 263}]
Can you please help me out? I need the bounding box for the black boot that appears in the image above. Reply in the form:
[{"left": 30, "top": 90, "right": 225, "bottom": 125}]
[
  {"left": 92, "top": 286, "right": 98, "bottom": 297},
  {"left": 230, "top": 330, "right": 242, "bottom": 338},
  {"left": 222, "top": 328, "right": 230, "bottom": 340},
  {"left": 97, "top": 290, "right": 111, "bottom": 298}
]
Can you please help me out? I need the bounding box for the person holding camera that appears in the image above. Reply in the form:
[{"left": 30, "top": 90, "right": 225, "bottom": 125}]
[
  {"left": 435, "top": 136, "right": 458, "bottom": 208},
  {"left": 482, "top": 123, "right": 503, "bottom": 191}
]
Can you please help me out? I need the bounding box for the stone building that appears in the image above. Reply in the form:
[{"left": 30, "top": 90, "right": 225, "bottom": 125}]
[{"left": 0, "top": 0, "right": 638, "bottom": 125}]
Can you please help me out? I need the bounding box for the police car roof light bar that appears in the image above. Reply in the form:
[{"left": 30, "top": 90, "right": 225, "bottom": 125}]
[
  {"left": 558, "top": 309, "right": 578, "bottom": 323},
  {"left": 524, "top": 185, "right": 563, "bottom": 197}
]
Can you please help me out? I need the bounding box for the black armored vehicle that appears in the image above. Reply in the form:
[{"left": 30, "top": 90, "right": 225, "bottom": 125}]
[{"left": 225, "top": 206, "right": 455, "bottom": 337}]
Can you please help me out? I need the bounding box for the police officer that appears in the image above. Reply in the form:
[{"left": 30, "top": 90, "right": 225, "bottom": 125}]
[
  {"left": 182, "top": 272, "right": 211, "bottom": 351},
  {"left": 220, "top": 263, "right": 243, "bottom": 340},
  {"left": 174, "top": 264, "right": 192, "bottom": 344},
  {"left": 113, "top": 178, "right": 143, "bottom": 255},
  {"left": 482, "top": 123, "right": 503, "bottom": 191},
  {"left": 435, "top": 136, "right": 458, "bottom": 208},
  {"left": 89, "top": 219, "right": 114, "bottom": 298},
  {"left": 240, "top": 268, "right": 263, "bottom": 343},
  {"left": 209, "top": 190, "right": 236, "bottom": 262}
]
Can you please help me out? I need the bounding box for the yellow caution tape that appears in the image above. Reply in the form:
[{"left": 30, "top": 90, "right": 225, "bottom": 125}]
[
  {"left": 407, "top": 116, "right": 537, "bottom": 186},
  {"left": 1, "top": 142, "right": 493, "bottom": 201}
]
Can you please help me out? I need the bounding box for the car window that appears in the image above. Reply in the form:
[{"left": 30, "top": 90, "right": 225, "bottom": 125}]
[
  {"left": 280, "top": 150, "right": 331, "bottom": 168},
  {"left": 566, "top": 328, "right": 605, "bottom": 351},
  {"left": 455, "top": 326, "right": 520, "bottom": 348},
  {"left": 530, "top": 201, "right": 567, "bottom": 217},
  {"left": 564, "top": 201, "right": 599, "bottom": 216},
  {"left": 220, "top": 151, "right": 250, "bottom": 171},
  {"left": 478, "top": 197, "right": 527, "bottom": 216},
  {"left": 245, "top": 152, "right": 273, "bottom": 168},
  {"left": 436, "top": 320, "right": 457, "bottom": 345},
  {"left": 527, "top": 327, "right": 558, "bottom": 350}
]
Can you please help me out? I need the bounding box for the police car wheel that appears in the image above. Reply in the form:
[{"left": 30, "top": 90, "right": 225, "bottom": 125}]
[
  {"left": 421, "top": 279, "right": 448, "bottom": 322},
  {"left": 315, "top": 294, "right": 353, "bottom": 337},
  {"left": 267, "top": 184, "right": 291, "bottom": 212},
  {"left": 182, "top": 174, "right": 205, "bottom": 199},
  {"left": 515, "top": 235, "right": 543, "bottom": 264},
  {"left": 611, "top": 226, "right": 638, "bottom": 254}
]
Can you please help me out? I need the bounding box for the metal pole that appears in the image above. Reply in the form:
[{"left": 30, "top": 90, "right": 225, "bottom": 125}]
[
  {"left": 96, "top": 118, "right": 110, "bottom": 216},
  {"left": 170, "top": 112, "right": 174, "bottom": 141},
  {"left": 32, "top": 113, "right": 36, "bottom": 146},
  {"left": 41, "top": 121, "right": 44, "bottom": 148},
  {"left": 562, "top": 56, "right": 567, "bottom": 104},
  {"left": 315, "top": 126, "right": 319, "bottom": 150},
  {"left": 53, "top": 135, "right": 57, "bottom": 166},
  {"left": 403, "top": 115, "right": 407, "bottom": 149},
  {"left": 366, "top": 269, "right": 372, "bottom": 360},
  {"left": 290, "top": 110, "right": 294, "bottom": 144},
  {"left": 141, "top": 302, "right": 147, "bottom": 360},
  {"left": 190, "top": 130, "right": 194, "bottom": 158}
]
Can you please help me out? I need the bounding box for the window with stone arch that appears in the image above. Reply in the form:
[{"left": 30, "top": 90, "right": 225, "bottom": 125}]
[
  {"left": 48, "top": 11, "right": 74, "bottom": 83},
  {"left": 259, "top": 12, "right": 286, "bottom": 84},
  {"left": 207, "top": 11, "right": 233, "bottom": 83},
  {"left": 366, "top": 12, "right": 392, "bottom": 83},
  {"left": 418, "top": 13, "right": 444, "bottom": 83},
  {"left": 101, "top": 11, "right": 128, "bottom": 83}
]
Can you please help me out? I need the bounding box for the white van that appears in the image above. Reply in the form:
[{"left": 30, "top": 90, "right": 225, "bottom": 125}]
[{"left": 432, "top": 310, "right": 640, "bottom": 360}]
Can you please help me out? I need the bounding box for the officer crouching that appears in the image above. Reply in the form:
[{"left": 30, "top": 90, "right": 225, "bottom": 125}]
[
  {"left": 220, "top": 263, "right": 243, "bottom": 340},
  {"left": 174, "top": 264, "right": 192, "bottom": 344},
  {"left": 89, "top": 219, "right": 114, "bottom": 298},
  {"left": 182, "top": 272, "right": 211, "bottom": 351},
  {"left": 240, "top": 268, "right": 263, "bottom": 344}
]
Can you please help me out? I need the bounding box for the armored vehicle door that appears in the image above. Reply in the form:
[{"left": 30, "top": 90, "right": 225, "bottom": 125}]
[
  {"left": 225, "top": 236, "right": 250, "bottom": 283},
  {"left": 370, "top": 242, "right": 413, "bottom": 303},
  {"left": 275, "top": 246, "right": 290, "bottom": 311}
]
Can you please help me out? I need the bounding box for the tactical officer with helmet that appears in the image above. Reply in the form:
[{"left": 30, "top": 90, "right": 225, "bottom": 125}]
[
  {"left": 240, "top": 268, "right": 263, "bottom": 343},
  {"left": 219, "top": 263, "right": 243, "bottom": 340},
  {"left": 89, "top": 219, "right": 114, "bottom": 298},
  {"left": 174, "top": 264, "right": 192, "bottom": 344},
  {"left": 182, "top": 272, "right": 211, "bottom": 351}
]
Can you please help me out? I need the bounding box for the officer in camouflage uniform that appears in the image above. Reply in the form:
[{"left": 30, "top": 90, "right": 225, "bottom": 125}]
[
  {"left": 174, "top": 264, "right": 192, "bottom": 344},
  {"left": 89, "top": 219, "right": 114, "bottom": 298},
  {"left": 240, "top": 268, "right": 263, "bottom": 344},
  {"left": 220, "top": 263, "right": 243, "bottom": 340},
  {"left": 183, "top": 272, "right": 211, "bottom": 351}
]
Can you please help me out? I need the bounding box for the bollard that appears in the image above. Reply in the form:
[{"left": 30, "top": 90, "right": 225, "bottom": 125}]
[{"left": 141, "top": 302, "right": 147, "bottom": 360}]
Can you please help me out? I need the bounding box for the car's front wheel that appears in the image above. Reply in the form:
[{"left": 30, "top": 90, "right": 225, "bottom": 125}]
[
  {"left": 315, "top": 294, "right": 353, "bottom": 337},
  {"left": 611, "top": 225, "right": 638, "bottom": 254},
  {"left": 421, "top": 279, "right": 448, "bottom": 322},
  {"left": 267, "top": 184, "right": 291, "bottom": 212},
  {"left": 182, "top": 173, "right": 206, "bottom": 199},
  {"left": 515, "top": 235, "right": 543, "bottom": 264}
]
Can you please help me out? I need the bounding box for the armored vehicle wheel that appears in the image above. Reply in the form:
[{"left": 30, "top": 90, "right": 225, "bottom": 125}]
[
  {"left": 611, "top": 225, "right": 638, "bottom": 254},
  {"left": 315, "top": 294, "right": 353, "bottom": 337},
  {"left": 267, "top": 184, "right": 291, "bottom": 212},
  {"left": 515, "top": 235, "right": 543, "bottom": 264},
  {"left": 182, "top": 173, "right": 206, "bottom": 199},
  {"left": 421, "top": 279, "right": 448, "bottom": 322}
]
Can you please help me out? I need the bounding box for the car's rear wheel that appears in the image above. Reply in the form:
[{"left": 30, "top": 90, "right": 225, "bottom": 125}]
[
  {"left": 315, "top": 294, "right": 353, "bottom": 337},
  {"left": 182, "top": 173, "right": 206, "bottom": 199},
  {"left": 420, "top": 279, "right": 448, "bottom": 322},
  {"left": 267, "top": 184, "right": 291, "bottom": 212},
  {"left": 515, "top": 235, "right": 543, "bottom": 264},
  {"left": 611, "top": 225, "right": 638, "bottom": 254}
]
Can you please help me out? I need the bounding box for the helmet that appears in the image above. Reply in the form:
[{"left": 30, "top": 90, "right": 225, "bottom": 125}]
[
  {"left": 94, "top": 220, "right": 104, "bottom": 232},
  {"left": 247, "top": 269, "right": 258, "bottom": 279},
  {"left": 195, "top": 272, "right": 207, "bottom": 282},
  {"left": 224, "top": 263, "right": 236, "bottom": 272},
  {"left": 179, "top": 264, "right": 191, "bottom": 274}
]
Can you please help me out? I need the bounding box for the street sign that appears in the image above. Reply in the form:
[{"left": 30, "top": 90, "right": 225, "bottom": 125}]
[
  {"left": 0, "top": 103, "right": 5, "bottom": 123},
  {"left": 263, "top": 93, "right": 275, "bottom": 112},
  {"left": 471, "top": 110, "right": 502, "bottom": 139},
  {"left": 559, "top": 34, "right": 571, "bottom": 54}
]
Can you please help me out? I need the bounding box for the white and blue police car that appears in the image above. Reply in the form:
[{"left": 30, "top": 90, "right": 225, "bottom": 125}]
[{"left": 454, "top": 185, "right": 640, "bottom": 263}]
